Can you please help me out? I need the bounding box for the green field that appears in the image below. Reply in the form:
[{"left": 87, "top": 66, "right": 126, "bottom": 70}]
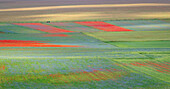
[
  {"left": 106, "top": 41, "right": 170, "bottom": 48},
  {"left": 85, "top": 31, "right": 170, "bottom": 41}
]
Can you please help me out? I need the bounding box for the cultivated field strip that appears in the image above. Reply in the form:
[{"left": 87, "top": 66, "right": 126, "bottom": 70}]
[
  {"left": 47, "top": 22, "right": 101, "bottom": 32},
  {"left": 0, "top": 24, "right": 45, "bottom": 33},
  {"left": 75, "top": 21, "right": 133, "bottom": 32},
  {"left": 105, "top": 20, "right": 170, "bottom": 31},
  {"left": 107, "top": 41, "right": 170, "bottom": 48},
  {"left": 85, "top": 31, "right": 170, "bottom": 41},
  {"left": 0, "top": 33, "right": 115, "bottom": 48},
  {"left": 13, "top": 23, "right": 74, "bottom": 33}
]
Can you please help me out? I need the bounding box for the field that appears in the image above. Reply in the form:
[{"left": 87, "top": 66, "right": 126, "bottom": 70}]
[
  {"left": 0, "top": 20, "right": 170, "bottom": 89},
  {"left": 0, "top": 0, "right": 170, "bottom": 88}
]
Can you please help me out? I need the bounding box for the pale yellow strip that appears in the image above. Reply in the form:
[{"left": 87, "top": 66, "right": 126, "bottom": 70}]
[
  {"left": 0, "top": 3, "right": 170, "bottom": 12},
  {"left": 137, "top": 12, "right": 170, "bottom": 18}
]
